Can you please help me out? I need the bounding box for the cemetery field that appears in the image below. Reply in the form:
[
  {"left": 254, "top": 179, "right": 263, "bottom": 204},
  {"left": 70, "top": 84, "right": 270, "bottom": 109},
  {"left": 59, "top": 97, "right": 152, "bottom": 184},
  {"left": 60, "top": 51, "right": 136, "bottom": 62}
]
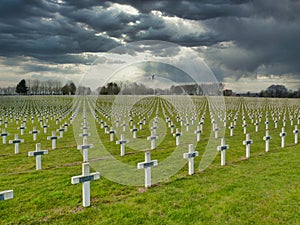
[{"left": 0, "top": 95, "right": 299, "bottom": 224}]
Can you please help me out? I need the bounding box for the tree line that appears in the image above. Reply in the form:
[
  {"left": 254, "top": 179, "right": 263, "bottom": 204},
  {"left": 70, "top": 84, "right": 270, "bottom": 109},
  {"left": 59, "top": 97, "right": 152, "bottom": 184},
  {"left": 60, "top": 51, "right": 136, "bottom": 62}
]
[{"left": 0, "top": 79, "right": 90, "bottom": 95}]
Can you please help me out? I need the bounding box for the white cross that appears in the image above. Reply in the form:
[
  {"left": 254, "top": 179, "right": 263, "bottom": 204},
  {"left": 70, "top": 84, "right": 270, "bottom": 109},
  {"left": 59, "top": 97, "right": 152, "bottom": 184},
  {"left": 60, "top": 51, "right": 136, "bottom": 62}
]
[
  {"left": 103, "top": 124, "right": 108, "bottom": 134},
  {"left": 9, "top": 134, "right": 24, "bottom": 154},
  {"left": 57, "top": 125, "right": 65, "bottom": 138},
  {"left": 173, "top": 128, "right": 182, "bottom": 146},
  {"left": 122, "top": 121, "right": 127, "bottom": 132},
  {"left": 107, "top": 128, "right": 116, "bottom": 141},
  {"left": 147, "top": 131, "right": 158, "bottom": 150},
  {"left": 254, "top": 120, "right": 259, "bottom": 132},
  {"left": 293, "top": 125, "right": 298, "bottom": 144},
  {"left": 137, "top": 151, "right": 158, "bottom": 188},
  {"left": 170, "top": 123, "right": 175, "bottom": 134},
  {"left": 29, "top": 127, "right": 39, "bottom": 141},
  {"left": 185, "top": 122, "right": 190, "bottom": 132},
  {"left": 242, "top": 122, "right": 247, "bottom": 134},
  {"left": 217, "top": 138, "right": 229, "bottom": 166},
  {"left": 263, "top": 130, "right": 272, "bottom": 152},
  {"left": 139, "top": 121, "right": 143, "bottom": 130},
  {"left": 0, "top": 129, "right": 10, "bottom": 144},
  {"left": 116, "top": 134, "right": 129, "bottom": 156},
  {"left": 274, "top": 119, "right": 278, "bottom": 129},
  {"left": 214, "top": 125, "right": 219, "bottom": 139},
  {"left": 199, "top": 119, "right": 204, "bottom": 132},
  {"left": 28, "top": 143, "right": 48, "bottom": 170},
  {"left": 265, "top": 119, "right": 269, "bottom": 130},
  {"left": 64, "top": 121, "right": 70, "bottom": 132},
  {"left": 42, "top": 124, "right": 49, "bottom": 133},
  {"left": 194, "top": 126, "right": 201, "bottom": 142},
  {"left": 130, "top": 125, "right": 138, "bottom": 139},
  {"left": 279, "top": 127, "right": 287, "bottom": 148},
  {"left": 71, "top": 163, "right": 100, "bottom": 207},
  {"left": 0, "top": 190, "right": 13, "bottom": 201},
  {"left": 78, "top": 137, "right": 93, "bottom": 162},
  {"left": 243, "top": 134, "right": 253, "bottom": 158},
  {"left": 183, "top": 144, "right": 199, "bottom": 175},
  {"left": 47, "top": 131, "right": 59, "bottom": 150},
  {"left": 228, "top": 123, "right": 234, "bottom": 136},
  {"left": 19, "top": 124, "right": 26, "bottom": 135}
]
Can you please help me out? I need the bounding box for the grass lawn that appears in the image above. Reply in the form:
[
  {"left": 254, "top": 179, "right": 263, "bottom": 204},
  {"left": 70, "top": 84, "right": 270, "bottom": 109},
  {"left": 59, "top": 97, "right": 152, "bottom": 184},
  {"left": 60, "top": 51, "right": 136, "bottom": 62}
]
[{"left": 0, "top": 96, "right": 299, "bottom": 224}]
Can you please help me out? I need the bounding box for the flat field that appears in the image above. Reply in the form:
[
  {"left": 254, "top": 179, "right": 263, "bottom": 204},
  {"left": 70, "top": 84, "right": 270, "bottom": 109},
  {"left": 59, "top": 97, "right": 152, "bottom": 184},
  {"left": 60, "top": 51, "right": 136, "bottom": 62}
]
[{"left": 0, "top": 96, "right": 299, "bottom": 224}]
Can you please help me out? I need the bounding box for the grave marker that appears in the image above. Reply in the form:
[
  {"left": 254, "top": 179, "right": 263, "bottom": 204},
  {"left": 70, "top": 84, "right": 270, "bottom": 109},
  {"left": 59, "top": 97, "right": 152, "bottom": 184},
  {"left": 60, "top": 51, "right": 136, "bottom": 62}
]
[
  {"left": 47, "top": 131, "right": 59, "bottom": 150},
  {"left": 116, "top": 134, "right": 129, "bottom": 156},
  {"left": 137, "top": 151, "right": 158, "bottom": 188},
  {"left": 263, "top": 130, "right": 271, "bottom": 152},
  {"left": 0, "top": 129, "right": 10, "bottom": 144},
  {"left": 293, "top": 125, "right": 298, "bottom": 144},
  {"left": 9, "top": 134, "right": 24, "bottom": 154},
  {"left": 71, "top": 163, "right": 100, "bottom": 207},
  {"left": 173, "top": 128, "right": 182, "bottom": 146},
  {"left": 0, "top": 190, "right": 14, "bottom": 201},
  {"left": 29, "top": 127, "right": 39, "bottom": 141},
  {"left": 279, "top": 128, "right": 287, "bottom": 148},
  {"left": 147, "top": 131, "right": 158, "bottom": 150},
  {"left": 183, "top": 144, "right": 198, "bottom": 175},
  {"left": 217, "top": 138, "right": 229, "bottom": 166},
  {"left": 243, "top": 134, "right": 253, "bottom": 158},
  {"left": 28, "top": 143, "right": 48, "bottom": 170}
]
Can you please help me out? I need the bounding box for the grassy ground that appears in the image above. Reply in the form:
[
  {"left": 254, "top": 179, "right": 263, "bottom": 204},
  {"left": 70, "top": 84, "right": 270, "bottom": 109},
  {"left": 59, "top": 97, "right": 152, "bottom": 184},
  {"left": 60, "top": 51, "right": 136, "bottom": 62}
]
[{"left": 0, "top": 96, "right": 299, "bottom": 224}]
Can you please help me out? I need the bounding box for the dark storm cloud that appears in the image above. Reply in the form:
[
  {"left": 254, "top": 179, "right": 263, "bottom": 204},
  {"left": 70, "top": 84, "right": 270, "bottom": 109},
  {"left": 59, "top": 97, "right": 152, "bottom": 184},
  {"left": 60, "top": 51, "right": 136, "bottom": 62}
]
[{"left": 0, "top": 0, "right": 299, "bottom": 84}]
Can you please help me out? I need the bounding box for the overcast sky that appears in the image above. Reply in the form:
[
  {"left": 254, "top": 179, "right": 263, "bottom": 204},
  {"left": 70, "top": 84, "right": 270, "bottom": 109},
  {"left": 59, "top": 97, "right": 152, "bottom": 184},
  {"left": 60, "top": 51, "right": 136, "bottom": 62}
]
[{"left": 0, "top": 0, "right": 299, "bottom": 92}]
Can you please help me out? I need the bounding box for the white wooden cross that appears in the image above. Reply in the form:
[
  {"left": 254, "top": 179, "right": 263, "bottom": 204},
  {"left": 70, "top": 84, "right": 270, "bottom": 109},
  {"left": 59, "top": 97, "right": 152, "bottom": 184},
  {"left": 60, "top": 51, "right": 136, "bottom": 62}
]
[
  {"left": 279, "top": 127, "right": 287, "bottom": 148},
  {"left": 71, "top": 163, "right": 100, "bottom": 207},
  {"left": 194, "top": 126, "right": 201, "bottom": 142},
  {"left": 263, "top": 130, "right": 272, "bottom": 152},
  {"left": 47, "top": 131, "right": 59, "bottom": 150},
  {"left": 130, "top": 125, "right": 138, "bottom": 139},
  {"left": 185, "top": 122, "right": 190, "bottom": 132},
  {"left": 19, "top": 123, "right": 26, "bottom": 135},
  {"left": 28, "top": 143, "right": 48, "bottom": 170},
  {"left": 64, "top": 122, "right": 69, "bottom": 131},
  {"left": 122, "top": 121, "right": 127, "bottom": 132},
  {"left": 137, "top": 151, "right": 158, "bottom": 188},
  {"left": 254, "top": 120, "right": 259, "bottom": 132},
  {"left": 265, "top": 119, "right": 269, "bottom": 130},
  {"left": 274, "top": 119, "right": 278, "bottom": 129},
  {"left": 103, "top": 123, "right": 108, "bottom": 134},
  {"left": 147, "top": 131, "right": 158, "bottom": 150},
  {"left": 9, "top": 134, "right": 24, "bottom": 154},
  {"left": 0, "top": 129, "right": 10, "bottom": 144},
  {"left": 173, "top": 128, "right": 182, "bottom": 146},
  {"left": 199, "top": 119, "right": 204, "bottom": 132},
  {"left": 116, "top": 134, "right": 129, "bottom": 156},
  {"left": 217, "top": 138, "right": 229, "bottom": 166},
  {"left": 282, "top": 117, "right": 286, "bottom": 127},
  {"left": 78, "top": 137, "right": 93, "bottom": 162},
  {"left": 107, "top": 127, "right": 116, "bottom": 142},
  {"left": 228, "top": 122, "right": 234, "bottom": 136},
  {"left": 170, "top": 123, "right": 175, "bottom": 134},
  {"left": 214, "top": 125, "right": 219, "bottom": 139},
  {"left": 293, "top": 125, "right": 298, "bottom": 144},
  {"left": 242, "top": 122, "right": 247, "bottom": 134},
  {"left": 29, "top": 127, "right": 39, "bottom": 141},
  {"left": 42, "top": 123, "right": 49, "bottom": 133},
  {"left": 57, "top": 125, "right": 65, "bottom": 138},
  {"left": 139, "top": 121, "right": 143, "bottom": 130},
  {"left": 0, "top": 190, "right": 14, "bottom": 201},
  {"left": 183, "top": 144, "right": 198, "bottom": 175},
  {"left": 243, "top": 134, "right": 253, "bottom": 158}
]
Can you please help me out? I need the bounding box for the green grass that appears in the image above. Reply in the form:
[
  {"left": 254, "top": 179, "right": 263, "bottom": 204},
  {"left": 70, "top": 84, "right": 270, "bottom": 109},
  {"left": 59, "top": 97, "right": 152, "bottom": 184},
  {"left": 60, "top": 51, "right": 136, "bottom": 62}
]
[{"left": 0, "top": 96, "right": 299, "bottom": 224}]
